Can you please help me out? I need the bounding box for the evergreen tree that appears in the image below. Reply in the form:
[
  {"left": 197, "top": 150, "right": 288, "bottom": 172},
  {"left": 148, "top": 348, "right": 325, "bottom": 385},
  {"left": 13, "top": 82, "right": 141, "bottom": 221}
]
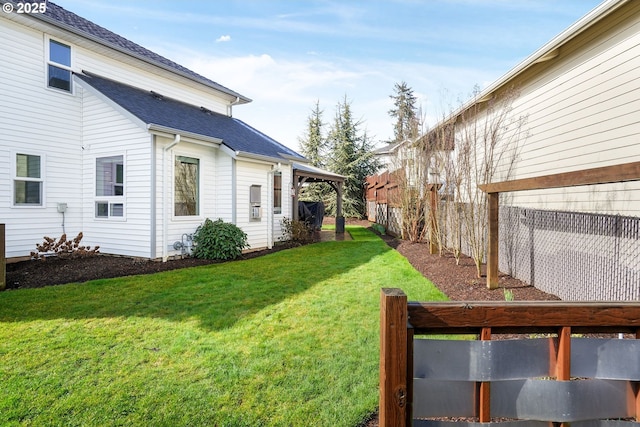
[
  {"left": 298, "top": 100, "right": 330, "bottom": 202},
  {"left": 326, "top": 96, "right": 379, "bottom": 218},
  {"left": 388, "top": 81, "right": 419, "bottom": 143},
  {"left": 298, "top": 100, "right": 326, "bottom": 168}
]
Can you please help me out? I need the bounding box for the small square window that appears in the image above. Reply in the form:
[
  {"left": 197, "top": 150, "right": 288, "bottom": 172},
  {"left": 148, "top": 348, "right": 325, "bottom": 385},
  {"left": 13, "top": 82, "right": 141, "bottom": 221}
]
[
  {"left": 96, "top": 202, "right": 109, "bottom": 218},
  {"left": 49, "top": 40, "right": 71, "bottom": 66},
  {"left": 48, "top": 65, "right": 71, "bottom": 91}
]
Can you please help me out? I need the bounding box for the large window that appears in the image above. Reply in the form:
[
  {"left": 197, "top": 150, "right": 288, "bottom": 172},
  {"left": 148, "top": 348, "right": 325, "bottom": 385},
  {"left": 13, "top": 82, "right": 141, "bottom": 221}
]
[
  {"left": 95, "top": 155, "right": 124, "bottom": 218},
  {"left": 47, "top": 39, "right": 72, "bottom": 92},
  {"left": 14, "top": 153, "right": 43, "bottom": 206},
  {"left": 175, "top": 156, "right": 199, "bottom": 216},
  {"left": 273, "top": 172, "right": 282, "bottom": 214}
]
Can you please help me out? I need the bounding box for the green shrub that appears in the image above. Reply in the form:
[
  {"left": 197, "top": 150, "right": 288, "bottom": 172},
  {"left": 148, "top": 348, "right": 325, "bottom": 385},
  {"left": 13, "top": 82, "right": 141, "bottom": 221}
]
[{"left": 192, "top": 218, "right": 249, "bottom": 260}]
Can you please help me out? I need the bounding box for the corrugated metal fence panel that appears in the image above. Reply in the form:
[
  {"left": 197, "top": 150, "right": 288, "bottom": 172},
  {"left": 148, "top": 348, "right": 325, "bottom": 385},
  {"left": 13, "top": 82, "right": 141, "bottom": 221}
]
[{"left": 412, "top": 337, "right": 640, "bottom": 422}]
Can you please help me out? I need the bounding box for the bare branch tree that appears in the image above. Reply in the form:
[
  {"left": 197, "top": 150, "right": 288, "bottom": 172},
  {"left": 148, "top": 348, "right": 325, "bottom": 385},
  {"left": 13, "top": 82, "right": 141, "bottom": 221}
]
[{"left": 454, "top": 85, "right": 528, "bottom": 277}]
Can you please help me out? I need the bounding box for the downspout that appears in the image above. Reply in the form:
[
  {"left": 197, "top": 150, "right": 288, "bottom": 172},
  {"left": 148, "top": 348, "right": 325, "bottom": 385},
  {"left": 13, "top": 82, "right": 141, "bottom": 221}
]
[
  {"left": 162, "top": 134, "right": 181, "bottom": 261},
  {"left": 267, "top": 168, "right": 274, "bottom": 249},
  {"left": 227, "top": 96, "right": 241, "bottom": 117}
]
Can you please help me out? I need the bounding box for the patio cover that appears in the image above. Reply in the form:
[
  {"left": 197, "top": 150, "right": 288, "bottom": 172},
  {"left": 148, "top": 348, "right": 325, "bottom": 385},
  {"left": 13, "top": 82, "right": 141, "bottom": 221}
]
[{"left": 292, "top": 163, "right": 346, "bottom": 232}]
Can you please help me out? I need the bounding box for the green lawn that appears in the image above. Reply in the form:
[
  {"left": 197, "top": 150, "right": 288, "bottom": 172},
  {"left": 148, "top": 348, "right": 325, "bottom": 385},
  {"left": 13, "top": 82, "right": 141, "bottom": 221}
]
[{"left": 0, "top": 226, "right": 447, "bottom": 427}]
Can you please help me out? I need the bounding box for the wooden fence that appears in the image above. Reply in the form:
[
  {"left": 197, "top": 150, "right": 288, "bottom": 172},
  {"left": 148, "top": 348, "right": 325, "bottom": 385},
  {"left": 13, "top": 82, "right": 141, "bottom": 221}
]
[{"left": 380, "top": 288, "right": 640, "bottom": 427}]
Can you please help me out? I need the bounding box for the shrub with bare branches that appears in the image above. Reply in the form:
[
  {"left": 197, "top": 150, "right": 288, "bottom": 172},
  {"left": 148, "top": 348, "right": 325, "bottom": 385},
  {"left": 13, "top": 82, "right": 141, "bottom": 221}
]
[{"left": 31, "top": 232, "right": 100, "bottom": 260}]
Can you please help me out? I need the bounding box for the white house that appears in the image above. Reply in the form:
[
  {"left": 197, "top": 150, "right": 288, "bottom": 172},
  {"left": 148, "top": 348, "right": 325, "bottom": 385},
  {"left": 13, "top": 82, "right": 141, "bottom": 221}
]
[{"left": 0, "top": 1, "right": 342, "bottom": 261}]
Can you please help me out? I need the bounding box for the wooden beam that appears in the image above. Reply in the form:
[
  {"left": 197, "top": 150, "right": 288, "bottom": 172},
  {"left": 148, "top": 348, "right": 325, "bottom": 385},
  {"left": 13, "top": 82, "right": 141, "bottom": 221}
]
[
  {"left": 380, "top": 288, "right": 408, "bottom": 427},
  {"left": 407, "top": 301, "right": 640, "bottom": 333},
  {"left": 479, "top": 161, "right": 640, "bottom": 194},
  {"left": 487, "top": 193, "right": 499, "bottom": 289}
]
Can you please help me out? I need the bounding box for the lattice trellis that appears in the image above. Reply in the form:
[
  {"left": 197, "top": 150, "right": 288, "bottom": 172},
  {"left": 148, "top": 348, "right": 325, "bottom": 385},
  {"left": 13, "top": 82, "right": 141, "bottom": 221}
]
[{"left": 499, "top": 206, "right": 640, "bottom": 301}]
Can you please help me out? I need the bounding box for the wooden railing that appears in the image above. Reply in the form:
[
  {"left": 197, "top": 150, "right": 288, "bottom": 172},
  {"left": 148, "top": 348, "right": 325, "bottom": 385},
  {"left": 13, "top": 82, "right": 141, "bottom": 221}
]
[{"left": 380, "top": 288, "right": 640, "bottom": 427}]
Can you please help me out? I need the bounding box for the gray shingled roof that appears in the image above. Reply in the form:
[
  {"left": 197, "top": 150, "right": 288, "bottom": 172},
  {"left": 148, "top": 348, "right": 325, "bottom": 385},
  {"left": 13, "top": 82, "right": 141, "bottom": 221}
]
[
  {"left": 33, "top": 1, "right": 250, "bottom": 103},
  {"left": 76, "top": 72, "right": 305, "bottom": 162}
]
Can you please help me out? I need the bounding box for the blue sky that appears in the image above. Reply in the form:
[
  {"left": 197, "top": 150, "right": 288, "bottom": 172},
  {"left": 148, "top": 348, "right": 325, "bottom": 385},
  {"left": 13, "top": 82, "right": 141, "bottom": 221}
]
[{"left": 55, "top": 0, "right": 603, "bottom": 151}]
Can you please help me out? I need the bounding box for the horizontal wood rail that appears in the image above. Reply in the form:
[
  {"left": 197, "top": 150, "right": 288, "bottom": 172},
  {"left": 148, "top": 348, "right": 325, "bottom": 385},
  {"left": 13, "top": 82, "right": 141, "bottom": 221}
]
[
  {"left": 380, "top": 288, "right": 640, "bottom": 427},
  {"left": 479, "top": 161, "right": 640, "bottom": 289}
]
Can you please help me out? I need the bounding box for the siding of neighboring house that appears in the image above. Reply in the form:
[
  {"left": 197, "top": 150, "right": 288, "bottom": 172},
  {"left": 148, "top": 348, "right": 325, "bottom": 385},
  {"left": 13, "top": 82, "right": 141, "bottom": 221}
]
[
  {"left": 495, "top": 2, "right": 640, "bottom": 215},
  {"left": 419, "top": 1, "right": 640, "bottom": 300}
]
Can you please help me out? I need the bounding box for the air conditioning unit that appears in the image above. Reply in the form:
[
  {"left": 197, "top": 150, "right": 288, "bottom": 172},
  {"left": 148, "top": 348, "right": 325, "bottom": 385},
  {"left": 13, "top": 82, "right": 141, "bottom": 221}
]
[{"left": 251, "top": 206, "right": 262, "bottom": 219}]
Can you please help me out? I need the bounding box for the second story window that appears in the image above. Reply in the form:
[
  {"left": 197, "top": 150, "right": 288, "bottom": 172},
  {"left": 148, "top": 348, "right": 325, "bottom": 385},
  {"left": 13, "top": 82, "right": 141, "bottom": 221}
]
[{"left": 48, "top": 39, "right": 72, "bottom": 92}]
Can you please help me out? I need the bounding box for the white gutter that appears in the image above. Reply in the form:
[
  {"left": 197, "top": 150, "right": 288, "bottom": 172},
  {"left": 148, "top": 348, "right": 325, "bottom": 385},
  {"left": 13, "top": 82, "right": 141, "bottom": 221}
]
[
  {"left": 162, "top": 134, "right": 181, "bottom": 261},
  {"left": 227, "top": 96, "right": 241, "bottom": 117}
]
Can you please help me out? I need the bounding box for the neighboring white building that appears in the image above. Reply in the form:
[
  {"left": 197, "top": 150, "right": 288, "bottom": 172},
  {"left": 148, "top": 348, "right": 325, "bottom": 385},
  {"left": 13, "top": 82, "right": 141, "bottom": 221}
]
[
  {"left": 0, "top": 2, "right": 338, "bottom": 261},
  {"left": 425, "top": 0, "right": 640, "bottom": 300},
  {"left": 439, "top": 0, "right": 640, "bottom": 215}
]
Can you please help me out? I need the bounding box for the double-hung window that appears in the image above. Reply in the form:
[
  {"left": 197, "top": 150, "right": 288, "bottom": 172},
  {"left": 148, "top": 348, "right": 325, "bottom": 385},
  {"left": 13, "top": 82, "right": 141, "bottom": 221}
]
[
  {"left": 174, "top": 156, "right": 200, "bottom": 216},
  {"left": 14, "top": 153, "right": 43, "bottom": 206},
  {"left": 96, "top": 155, "right": 124, "bottom": 218},
  {"left": 47, "top": 39, "right": 72, "bottom": 92}
]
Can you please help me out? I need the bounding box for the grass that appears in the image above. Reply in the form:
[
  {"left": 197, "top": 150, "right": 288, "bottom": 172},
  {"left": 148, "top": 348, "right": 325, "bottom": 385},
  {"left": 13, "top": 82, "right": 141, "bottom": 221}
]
[{"left": 0, "top": 226, "right": 447, "bottom": 426}]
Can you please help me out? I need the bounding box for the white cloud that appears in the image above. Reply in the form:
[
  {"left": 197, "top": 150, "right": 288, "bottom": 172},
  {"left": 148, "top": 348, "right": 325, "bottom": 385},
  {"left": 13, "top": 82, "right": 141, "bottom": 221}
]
[
  {"left": 181, "top": 51, "right": 501, "bottom": 152},
  {"left": 216, "top": 35, "right": 231, "bottom": 43}
]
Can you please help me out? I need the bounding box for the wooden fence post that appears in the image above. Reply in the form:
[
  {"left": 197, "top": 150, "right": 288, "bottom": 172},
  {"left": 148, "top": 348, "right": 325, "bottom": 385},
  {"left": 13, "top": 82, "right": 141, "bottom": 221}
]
[
  {"left": 1, "top": 224, "right": 5, "bottom": 291},
  {"left": 380, "top": 288, "right": 408, "bottom": 427}
]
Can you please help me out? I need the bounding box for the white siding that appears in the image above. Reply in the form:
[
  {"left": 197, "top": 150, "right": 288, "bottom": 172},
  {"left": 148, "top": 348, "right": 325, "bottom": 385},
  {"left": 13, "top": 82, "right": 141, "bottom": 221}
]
[
  {"left": 154, "top": 136, "right": 227, "bottom": 259},
  {"left": 214, "top": 155, "right": 234, "bottom": 222},
  {"left": 1, "top": 11, "right": 285, "bottom": 261},
  {"left": 1, "top": 19, "right": 83, "bottom": 258},
  {"left": 235, "top": 160, "right": 273, "bottom": 250},
  {"left": 74, "top": 47, "right": 231, "bottom": 115},
  {"left": 273, "top": 165, "right": 294, "bottom": 241},
  {"left": 80, "top": 88, "right": 153, "bottom": 257}
]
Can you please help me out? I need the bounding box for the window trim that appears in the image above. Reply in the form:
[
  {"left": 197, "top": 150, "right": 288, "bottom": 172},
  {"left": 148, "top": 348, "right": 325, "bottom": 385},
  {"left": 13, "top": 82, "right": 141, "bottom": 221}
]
[
  {"left": 45, "top": 36, "right": 73, "bottom": 94},
  {"left": 94, "top": 155, "right": 125, "bottom": 220},
  {"left": 12, "top": 152, "right": 45, "bottom": 208}
]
